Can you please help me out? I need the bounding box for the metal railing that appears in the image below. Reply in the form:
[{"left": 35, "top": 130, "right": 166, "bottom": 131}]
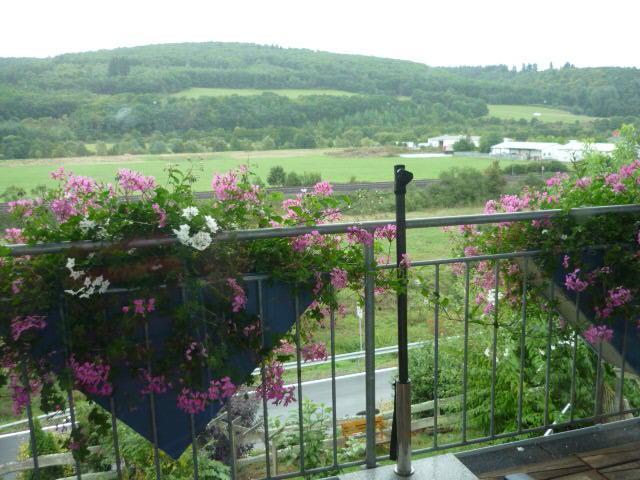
[{"left": 3, "top": 203, "right": 640, "bottom": 479}]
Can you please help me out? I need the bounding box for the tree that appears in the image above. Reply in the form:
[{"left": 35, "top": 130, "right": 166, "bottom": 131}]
[
  {"left": 479, "top": 132, "right": 504, "bottom": 153},
  {"left": 452, "top": 136, "right": 476, "bottom": 152},
  {"left": 267, "top": 166, "right": 286, "bottom": 186},
  {"left": 484, "top": 161, "right": 506, "bottom": 197},
  {"left": 108, "top": 56, "right": 131, "bottom": 77}
]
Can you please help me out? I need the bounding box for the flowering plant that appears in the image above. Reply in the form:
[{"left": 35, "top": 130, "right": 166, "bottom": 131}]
[
  {"left": 454, "top": 153, "right": 640, "bottom": 346},
  {"left": 0, "top": 165, "right": 397, "bottom": 457}
]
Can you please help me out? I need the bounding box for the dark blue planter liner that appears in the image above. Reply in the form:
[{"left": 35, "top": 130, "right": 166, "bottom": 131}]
[{"left": 33, "top": 279, "right": 312, "bottom": 459}]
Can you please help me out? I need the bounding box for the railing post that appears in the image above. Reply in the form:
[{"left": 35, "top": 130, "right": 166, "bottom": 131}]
[
  {"left": 363, "top": 240, "right": 377, "bottom": 469},
  {"left": 391, "top": 164, "right": 414, "bottom": 477}
]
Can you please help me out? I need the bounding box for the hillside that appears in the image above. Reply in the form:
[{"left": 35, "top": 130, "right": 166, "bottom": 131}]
[{"left": 0, "top": 42, "right": 637, "bottom": 160}]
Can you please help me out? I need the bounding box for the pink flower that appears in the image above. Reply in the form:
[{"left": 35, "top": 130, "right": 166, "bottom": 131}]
[
  {"left": 374, "top": 224, "right": 396, "bottom": 241},
  {"left": 133, "top": 299, "right": 146, "bottom": 315},
  {"left": 313, "top": 181, "right": 333, "bottom": 196},
  {"left": 227, "top": 278, "right": 247, "bottom": 312},
  {"left": 583, "top": 325, "right": 614, "bottom": 345},
  {"left": 562, "top": 255, "right": 570, "bottom": 269},
  {"left": 10, "top": 315, "right": 47, "bottom": 341},
  {"left": 565, "top": 269, "right": 589, "bottom": 292},
  {"left": 330, "top": 268, "right": 348, "bottom": 290},
  {"left": 121, "top": 306, "right": 130, "bottom": 314},
  {"left": 346, "top": 227, "right": 373, "bottom": 245},
  {"left": 464, "top": 246, "right": 479, "bottom": 257},
  {"left": 11, "top": 278, "right": 23, "bottom": 295},
  {"left": 4, "top": 228, "right": 25, "bottom": 244},
  {"left": 607, "top": 287, "right": 632, "bottom": 308},
  {"left": 399, "top": 253, "right": 411, "bottom": 268},
  {"left": 256, "top": 361, "right": 295, "bottom": 406},
  {"left": 117, "top": 169, "right": 156, "bottom": 194},
  {"left": 152, "top": 204, "right": 167, "bottom": 228},
  {"left": 50, "top": 167, "right": 67, "bottom": 181},
  {"left": 140, "top": 370, "right": 170, "bottom": 395},
  {"left": 575, "top": 177, "right": 592, "bottom": 189},
  {"left": 146, "top": 298, "right": 156, "bottom": 312},
  {"left": 301, "top": 342, "right": 328, "bottom": 362},
  {"left": 69, "top": 356, "right": 112, "bottom": 396},
  {"left": 177, "top": 388, "right": 208, "bottom": 414}
]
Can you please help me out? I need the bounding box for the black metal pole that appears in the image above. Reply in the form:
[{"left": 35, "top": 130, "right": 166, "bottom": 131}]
[
  {"left": 395, "top": 164, "right": 412, "bottom": 383},
  {"left": 392, "top": 164, "right": 414, "bottom": 476}
]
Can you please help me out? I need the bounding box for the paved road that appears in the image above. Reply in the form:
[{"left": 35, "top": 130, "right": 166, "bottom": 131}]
[
  {"left": 0, "top": 368, "right": 397, "bottom": 468},
  {"left": 267, "top": 367, "right": 397, "bottom": 421}
]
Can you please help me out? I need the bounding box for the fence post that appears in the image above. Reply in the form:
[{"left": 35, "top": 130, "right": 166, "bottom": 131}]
[
  {"left": 364, "top": 240, "right": 377, "bottom": 469},
  {"left": 391, "top": 164, "right": 414, "bottom": 477}
]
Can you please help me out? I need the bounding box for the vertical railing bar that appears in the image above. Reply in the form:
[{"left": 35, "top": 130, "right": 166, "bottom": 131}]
[
  {"left": 489, "top": 261, "right": 499, "bottom": 438},
  {"left": 109, "top": 397, "right": 123, "bottom": 480},
  {"left": 227, "top": 411, "right": 237, "bottom": 479},
  {"left": 190, "top": 413, "right": 199, "bottom": 480},
  {"left": 461, "top": 261, "right": 470, "bottom": 443},
  {"left": 294, "top": 295, "right": 305, "bottom": 474},
  {"left": 517, "top": 258, "right": 528, "bottom": 432},
  {"left": 594, "top": 342, "right": 603, "bottom": 421},
  {"left": 433, "top": 264, "right": 440, "bottom": 449},
  {"left": 66, "top": 387, "right": 82, "bottom": 479},
  {"left": 257, "top": 279, "right": 272, "bottom": 479},
  {"left": 59, "top": 303, "right": 82, "bottom": 480},
  {"left": 363, "top": 241, "right": 376, "bottom": 469},
  {"left": 544, "top": 282, "right": 554, "bottom": 427},
  {"left": 330, "top": 308, "right": 339, "bottom": 468},
  {"left": 145, "top": 321, "right": 162, "bottom": 480},
  {"left": 21, "top": 362, "right": 40, "bottom": 479},
  {"left": 618, "top": 319, "right": 628, "bottom": 415},
  {"left": 570, "top": 293, "right": 580, "bottom": 423}
]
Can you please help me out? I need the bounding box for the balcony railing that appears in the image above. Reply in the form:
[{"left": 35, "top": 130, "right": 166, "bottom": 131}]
[{"left": 2, "top": 204, "right": 640, "bottom": 479}]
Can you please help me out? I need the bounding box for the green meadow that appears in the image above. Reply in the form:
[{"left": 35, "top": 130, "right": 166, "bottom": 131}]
[
  {"left": 487, "top": 104, "right": 596, "bottom": 123},
  {"left": 0, "top": 149, "right": 524, "bottom": 191}
]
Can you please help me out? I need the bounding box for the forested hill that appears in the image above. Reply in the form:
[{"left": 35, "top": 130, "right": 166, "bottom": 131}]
[
  {"left": 2, "top": 42, "right": 638, "bottom": 116},
  {"left": 0, "top": 42, "right": 638, "bottom": 160}
]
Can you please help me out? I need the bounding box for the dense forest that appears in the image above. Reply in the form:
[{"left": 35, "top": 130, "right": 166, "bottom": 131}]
[{"left": 0, "top": 42, "right": 638, "bottom": 159}]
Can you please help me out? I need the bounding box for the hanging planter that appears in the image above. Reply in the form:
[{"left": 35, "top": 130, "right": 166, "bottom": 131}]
[
  {"left": 1, "top": 166, "right": 397, "bottom": 460},
  {"left": 456, "top": 153, "right": 640, "bottom": 376}
]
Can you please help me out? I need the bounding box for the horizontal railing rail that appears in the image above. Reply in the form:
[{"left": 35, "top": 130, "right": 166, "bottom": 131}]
[{"left": 2, "top": 203, "right": 640, "bottom": 480}]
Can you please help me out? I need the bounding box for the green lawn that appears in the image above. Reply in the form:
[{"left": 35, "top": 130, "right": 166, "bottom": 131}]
[
  {"left": 171, "top": 87, "right": 358, "bottom": 99},
  {"left": 487, "top": 104, "right": 595, "bottom": 123},
  {"left": 0, "top": 149, "right": 524, "bottom": 192}
]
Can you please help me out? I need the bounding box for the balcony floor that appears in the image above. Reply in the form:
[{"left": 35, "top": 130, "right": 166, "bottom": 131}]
[{"left": 337, "top": 418, "right": 640, "bottom": 480}]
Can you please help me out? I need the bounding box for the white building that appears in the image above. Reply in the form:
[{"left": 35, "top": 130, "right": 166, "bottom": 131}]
[
  {"left": 554, "top": 140, "right": 616, "bottom": 162},
  {"left": 490, "top": 141, "right": 560, "bottom": 160},
  {"left": 426, "top": 135, "right": 480, "bottom": 152},
  {"left": 490, "top": 139, "right": 617, "bottom": 162}
]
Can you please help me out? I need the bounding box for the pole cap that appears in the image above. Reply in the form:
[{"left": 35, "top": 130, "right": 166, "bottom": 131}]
[{"left": 394, "top": 165, "right": 414, "bottom": 194}]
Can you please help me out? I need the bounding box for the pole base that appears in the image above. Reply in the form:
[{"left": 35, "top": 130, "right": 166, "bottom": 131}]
[{"left": 394, "top": 466, "right": 415, "bottom": 477}]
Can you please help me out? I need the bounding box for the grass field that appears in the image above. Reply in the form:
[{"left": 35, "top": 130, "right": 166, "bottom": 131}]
[
  {"left": 171, "top": 87, "right": 358, "bottom": 99},
  {"left": 487, "top": 104, "right": 595, "bottom": 123},
  {"left": 0, "top": 149, "right": 523, "bottom": 192}
]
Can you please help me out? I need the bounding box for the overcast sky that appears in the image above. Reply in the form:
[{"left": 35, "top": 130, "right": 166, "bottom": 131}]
[{"left": 1, "top": 0, "right": 638, "bottom": 68}]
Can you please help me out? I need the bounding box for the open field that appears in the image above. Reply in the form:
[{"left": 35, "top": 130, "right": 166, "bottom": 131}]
[
  {"left": 0, "top": 149, "right": 524, "bottom": 192},
  {"left": 487, "top": 104, "right": 596, "bottom": 123},
  {"left": 171, "top": 87, "right": 358, "bottom": 98}
]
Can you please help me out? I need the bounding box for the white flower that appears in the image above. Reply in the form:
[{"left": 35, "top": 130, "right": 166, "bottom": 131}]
[
  {"left": 542, "top": 229, "right": 549, "bottom": 235},
  {"left": 127, "top": 248, "right": 136, "bottom": 255},
  {"left": 66, "top": 258, "right": 76, "bottom": 271},
  {"left": 204, "top": 215, "right": 219, "bottom": 234},
  {"left": 173, "top": 224, "right": 191, "bottom": 245},
  {"left": 484, "top": 347, "right": 491, "bottom": 358},
  {"left": 538, "top": 348, "right": 545, "bottom": 356},
  {"left": 189, "top": 231, "right": 212, "bottom": 251},
  {"left": 560, "top": 234, "right": 568, "bottom": 240},
  {"left": 300, "top": 188, "right": 308, "bottom": 193},
  {"left": 70, "top": 270, "right": 85, "bottom": 280},
  {"left": 98, "top": 279, "right": 110, "bottom": 294},
  {"left": 181, "top": 206, "right": 199, "bottom": 220},
  {"left": 355, "top": 305, "right": 363, "bottom": 319},
  {"left": 78, "top": 218, "right": 96, "bottom": 234},
  {"left": 503, "top": 347, "right": 510, "bottom": 358}
]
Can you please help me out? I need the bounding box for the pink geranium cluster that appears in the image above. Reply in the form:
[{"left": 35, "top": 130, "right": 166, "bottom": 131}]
[
  {"left": 583, "top": 325, "right": 614, "bottom": 345},
  {"left": 122, "top": 298, "right": 155, "bottom": 315},
  {"left": 374, "top": 224, "right": 396, "bottom": 241},
  {"left": 4, "top": 228, "right": 25, "bottom": 244},
  {"left": 227, "top": 278, "right": 247, "bottom": 312},
  {"left": 7, "top": 198, "right": 40, "bottom": 218},
  {"left": 256, "top": 361, "right": 295, "bottom": 406},
  {"left": 69, "top": 356, "right": 113, "bottom": 396},
  {"left": 330, "top": 267, "right": 348, "bottom": 290},
  {"left": 301, "top": 342, "right": 328, "bottom": 362},
  {"left": 140, "top": 369, "right": 170, "bottom": 395},
  {"left": 346, "top": 226, "right": 373, "bottom": 245},
  {"left": 10, "top": 315, "right": 47, "bottom": 341},
  {"left": 117, "top": 169, "right": 156, "bottom": 194},
  {"left": 211, "top": 168, "right": 260, "bottom": 204},
  {"left": 565, "top": 269, "right": 589, "bottom": 292},
  {"left": 176, "top": 376, "right": 236, "bottom": 414},
  {"left": 291, "top": 230, "right": 324, "bottom": 252},
  {"left": 8, "top": 374, "right": 42, "bottom": 415},
  {"left": 313, "top": 181, "right": 333, "bottom": 196},
  {"left": 596, "top": 287, "right": 633, "bottom": 318}
]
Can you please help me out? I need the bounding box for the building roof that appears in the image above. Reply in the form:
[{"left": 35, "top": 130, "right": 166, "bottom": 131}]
[
  {"left": 491, "top": 141, "right": 560, "bottom": 151},
  {"left": 557, "top": 141, "right": 615, "bottom": 153}
]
